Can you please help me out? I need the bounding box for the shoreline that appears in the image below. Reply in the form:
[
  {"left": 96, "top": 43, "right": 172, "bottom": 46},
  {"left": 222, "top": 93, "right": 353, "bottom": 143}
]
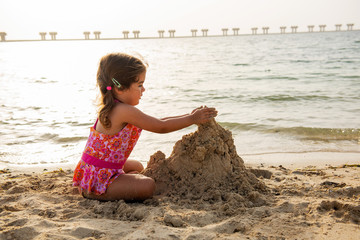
[
  {"left": 243, "top": 151, "right": 360, "bottom": 168},
  {"left": 1, "top": 151, "right": 359, "bottom": 174}
]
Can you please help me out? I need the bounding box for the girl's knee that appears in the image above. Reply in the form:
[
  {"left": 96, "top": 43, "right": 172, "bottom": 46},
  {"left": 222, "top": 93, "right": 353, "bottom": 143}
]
[
  {"left": 99, "top": 174, "right": 155, "bottom": 201},
  {"left": 141, "top": 177, "right": 156, "bottom": 198},
  {"left": 135, "top": 161, "right": 144, "bottom": 172},
  {"left": 123, "top": 160, "right": 144, "bottom": 173},
  {"left": 138, "top": 161, "right": 145, "bottom": 171}
]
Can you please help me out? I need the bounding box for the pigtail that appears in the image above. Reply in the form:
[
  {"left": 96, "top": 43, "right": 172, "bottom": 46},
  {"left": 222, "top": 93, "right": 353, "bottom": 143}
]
[
  {"left": 96, "top": 61, "right": 116, "bottom": 129},
  {"left": 98, "top": 90, "right": 116, "bottom": 129}
]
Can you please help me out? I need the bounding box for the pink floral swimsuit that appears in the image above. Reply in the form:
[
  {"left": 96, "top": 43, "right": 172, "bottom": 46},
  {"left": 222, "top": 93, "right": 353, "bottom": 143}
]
[{"left": 73, "top": 119, "right": 142, "bottom": 195}]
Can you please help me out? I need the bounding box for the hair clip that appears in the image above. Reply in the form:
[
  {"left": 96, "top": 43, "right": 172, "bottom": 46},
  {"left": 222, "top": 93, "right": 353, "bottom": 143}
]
[
  {"left": 112, "top": 78, "right": 122, "bottom": 88},
  {"left": 106, "top": 86, "right": 112, "bottom": 91}
]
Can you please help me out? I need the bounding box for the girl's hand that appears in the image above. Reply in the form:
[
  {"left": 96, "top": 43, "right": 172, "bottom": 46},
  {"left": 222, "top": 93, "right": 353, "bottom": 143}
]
[
  {"left": 191, "top": 105, "right": 212, "bottom": 114},
  {"left": 191, "top": 106, "right": 218, "bottom": 124}
]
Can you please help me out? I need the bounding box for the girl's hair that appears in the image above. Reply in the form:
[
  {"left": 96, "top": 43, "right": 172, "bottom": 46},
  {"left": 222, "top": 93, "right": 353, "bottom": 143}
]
[{"left": 96, "top": 52, "right": 147, "bottom": 129}]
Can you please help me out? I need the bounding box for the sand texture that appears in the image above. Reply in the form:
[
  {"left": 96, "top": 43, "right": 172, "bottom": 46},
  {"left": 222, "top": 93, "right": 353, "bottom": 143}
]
[
  {"left": 142, "top": 119, "right": 268, "bottom": 209},
  {"left": 1, "top": 120, "right": 360, "bottom": 239}
]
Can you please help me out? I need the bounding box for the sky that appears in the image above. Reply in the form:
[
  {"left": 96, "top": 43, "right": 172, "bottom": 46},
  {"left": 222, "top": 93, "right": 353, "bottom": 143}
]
[{"left": 0, "top": 0, "right": 359, "bottom": 40}]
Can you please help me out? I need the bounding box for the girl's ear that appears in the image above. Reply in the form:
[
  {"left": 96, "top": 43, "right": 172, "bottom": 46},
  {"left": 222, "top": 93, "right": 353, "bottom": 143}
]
[{"left": 114, "top": 87, "right": 124, "bottom": 94}]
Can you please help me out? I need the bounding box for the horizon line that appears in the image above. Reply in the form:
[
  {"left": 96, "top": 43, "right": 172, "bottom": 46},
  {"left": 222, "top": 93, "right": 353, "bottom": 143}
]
[{"left": 0, "top": 27, "right": 359, "bottom": 43}]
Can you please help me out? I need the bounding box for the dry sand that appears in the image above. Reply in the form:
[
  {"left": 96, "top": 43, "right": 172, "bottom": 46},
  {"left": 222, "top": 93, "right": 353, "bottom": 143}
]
[{"left": 1, "top": 120, "right": 359, "bottom": 240}]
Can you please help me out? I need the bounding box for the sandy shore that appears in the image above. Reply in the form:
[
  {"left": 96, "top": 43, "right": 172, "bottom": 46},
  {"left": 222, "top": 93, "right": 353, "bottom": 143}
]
[
  {"left": 0, "top": 163, "right": 359, "bottom": 240},
  {"left": 1, "top": 120, "right": 359, "bottom": 240}
]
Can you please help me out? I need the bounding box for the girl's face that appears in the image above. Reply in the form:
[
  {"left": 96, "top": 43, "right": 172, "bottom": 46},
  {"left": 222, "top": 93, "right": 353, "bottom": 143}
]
[{"left": 118, "top": 71, "right": 146, "bottom": 106}]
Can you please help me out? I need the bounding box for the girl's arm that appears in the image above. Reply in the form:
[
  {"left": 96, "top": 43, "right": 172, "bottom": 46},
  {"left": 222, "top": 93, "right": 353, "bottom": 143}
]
[
  {"left": 114, "top": 105, "right": 217, "bottom": 134},
  {"left": 160, "top": 114, "right": 189, "bottom": 121},
  {"left": 160, "top": 106, "right": 204, "bottom": 121}
]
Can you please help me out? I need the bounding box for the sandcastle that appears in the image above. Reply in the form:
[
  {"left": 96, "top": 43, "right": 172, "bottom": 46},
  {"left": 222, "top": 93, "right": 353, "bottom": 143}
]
[{"left": 143, "top": 119, "right": 268, "bottom": 208}]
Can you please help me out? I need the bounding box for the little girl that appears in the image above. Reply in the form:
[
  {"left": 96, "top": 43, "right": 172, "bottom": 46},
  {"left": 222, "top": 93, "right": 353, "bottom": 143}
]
[{"left": 73, "top": 52, "right": 217, "bottom": 201}]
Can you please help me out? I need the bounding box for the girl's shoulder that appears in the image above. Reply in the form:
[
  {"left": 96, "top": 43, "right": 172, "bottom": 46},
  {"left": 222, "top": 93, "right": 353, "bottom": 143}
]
[
  {"left": 111, "top": 103, "right": 155, "bottom": 131},
  {"left": 112, "top": 102, "right": 138, "bottom": 115},
  {"left": 100, "top": 103, "right": 135, "bottom": 134},
  {"left": 111, "top": 103, "right": 143, "bottom": 124}
]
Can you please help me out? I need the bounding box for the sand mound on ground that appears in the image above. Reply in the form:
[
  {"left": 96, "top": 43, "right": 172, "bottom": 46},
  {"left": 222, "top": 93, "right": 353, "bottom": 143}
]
[{"left": 143, "top": 119, "right": 268, "bottom": 209}]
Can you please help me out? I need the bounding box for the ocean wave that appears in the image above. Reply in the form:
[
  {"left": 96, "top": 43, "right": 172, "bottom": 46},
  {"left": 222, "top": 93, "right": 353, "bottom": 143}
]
[
  {"left": 341, "top": 75, "right": 360, "bottom": 79},
  {"left": 65, "top": 121, "right": 92, "bottom": 127},
  {"left": 40, "top": 133, "right": 58, "bottom": 140},
  {"left": 249, "top": 94, "right": 331, "bottom": 102},
  {"left": 267, "top": 76, "right": 298, "bottom": 81},
  {"left": 200, "top": 88, "right": 354, "bottom": 104},
  {"left": 242, "top": 77, "right": 263, "bottom": 81},
  {"left": 5, "top": 140, "right": 36, "bottom": 145},
  {"left": 219, "top": 122, "right": 360, "bottom": 141},
  {"left": 218, "top": 122, "right": 263, "bottom": 131},
  {"left": 290, "top": 60, "right": 311, "bottom": 63},
  {"left": 54, "top": 136, "right": 88, "bottom": 143},
  {"left": 233, "top": 63, "right": 250, "bottom": 66},
  {"left": 270, "top": 127, "right": 360, "bottom": 141},
  {"left": 33, "top": 77, "right": 58, "bottom": 84},
  {"left": 40, "top": 133, "right": 87, "bottom": 143}
]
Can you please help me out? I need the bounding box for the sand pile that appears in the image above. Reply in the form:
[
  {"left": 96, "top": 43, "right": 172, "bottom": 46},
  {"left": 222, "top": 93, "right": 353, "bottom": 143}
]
[{"left": 143, "top": 119, "right": 268, "bottom": 209}]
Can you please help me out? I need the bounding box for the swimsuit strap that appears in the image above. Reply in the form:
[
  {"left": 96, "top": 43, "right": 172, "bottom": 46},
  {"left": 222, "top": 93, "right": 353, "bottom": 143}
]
[{"left": 94, "top": 119, "right": 99, "bottom": 128}]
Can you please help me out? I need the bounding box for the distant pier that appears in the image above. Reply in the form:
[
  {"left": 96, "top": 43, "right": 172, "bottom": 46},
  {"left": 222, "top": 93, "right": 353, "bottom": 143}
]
[
  {"left": 158, "top": 30, "right": 165, "bottom": 38},
  {"left": 262, "top": 27, "right": 269, "bottom": 34},
  {"left": 0, "top": 23, "right": 357, "bottom": 42},
  {"left": 0, "top": 32, "right": 6, "bottom": 41},
  {"left": 319, "top": 25, "right": 326, "bottom": 32},
  {"left": 291, "top": 26, "right": 298, "bottom": 33},
  {"left": 83, "top": 32, "right": 90, "bottom": 40},
  {"left": 94, "top": 31, "right": 101, "bottom": 39},
  {"left": 232, "top": 28, "right": 240, "bottom": 35},
  {"left": 133, "top": 31, "right": 140, "bottom": 39},
  {"left": 280, "top": 26, "right": 286, "bottom": 34},
  {"left": 222, "top": 28, "right": 229, "bottom": 36},
  {"left": 201, "top": 29, "right": 208, "bottom": 37},
  {"left": 168, "top": 30, "right": 175, "bottom": 38},
  {"left": 122, "top": 31, "right": 130, "bottom": 39},
  {"left": 49, "top": 32, "right": 57, "bottom": 40},
  {"left": 39, "top": 32, "right": 47, "bottom": 40}
]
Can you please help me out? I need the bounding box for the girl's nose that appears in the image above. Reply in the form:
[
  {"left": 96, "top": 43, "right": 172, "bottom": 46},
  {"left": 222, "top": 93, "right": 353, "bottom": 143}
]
[{"left": 142, "top": 86, "right": 145, "bottom": 92}]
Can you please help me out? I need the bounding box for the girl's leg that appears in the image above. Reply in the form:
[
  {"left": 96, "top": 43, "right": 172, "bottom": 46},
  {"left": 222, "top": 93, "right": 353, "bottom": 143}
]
[
  {"left": 123, "top": 159, "right": 144, "bottom": 173},
  {"left": 83, "top": 173, "right": 155, "bottom": 201}
]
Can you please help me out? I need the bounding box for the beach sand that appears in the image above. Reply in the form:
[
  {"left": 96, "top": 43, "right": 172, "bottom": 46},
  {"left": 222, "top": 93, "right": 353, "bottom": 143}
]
[{"left": 1, "top": 121, "right": 359, "bottom": 240}]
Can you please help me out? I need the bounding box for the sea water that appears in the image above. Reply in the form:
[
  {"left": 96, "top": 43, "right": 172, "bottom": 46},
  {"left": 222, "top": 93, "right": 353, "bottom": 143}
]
[{"left": 0, "top": 31, "right": 359, "bottom": 168}]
